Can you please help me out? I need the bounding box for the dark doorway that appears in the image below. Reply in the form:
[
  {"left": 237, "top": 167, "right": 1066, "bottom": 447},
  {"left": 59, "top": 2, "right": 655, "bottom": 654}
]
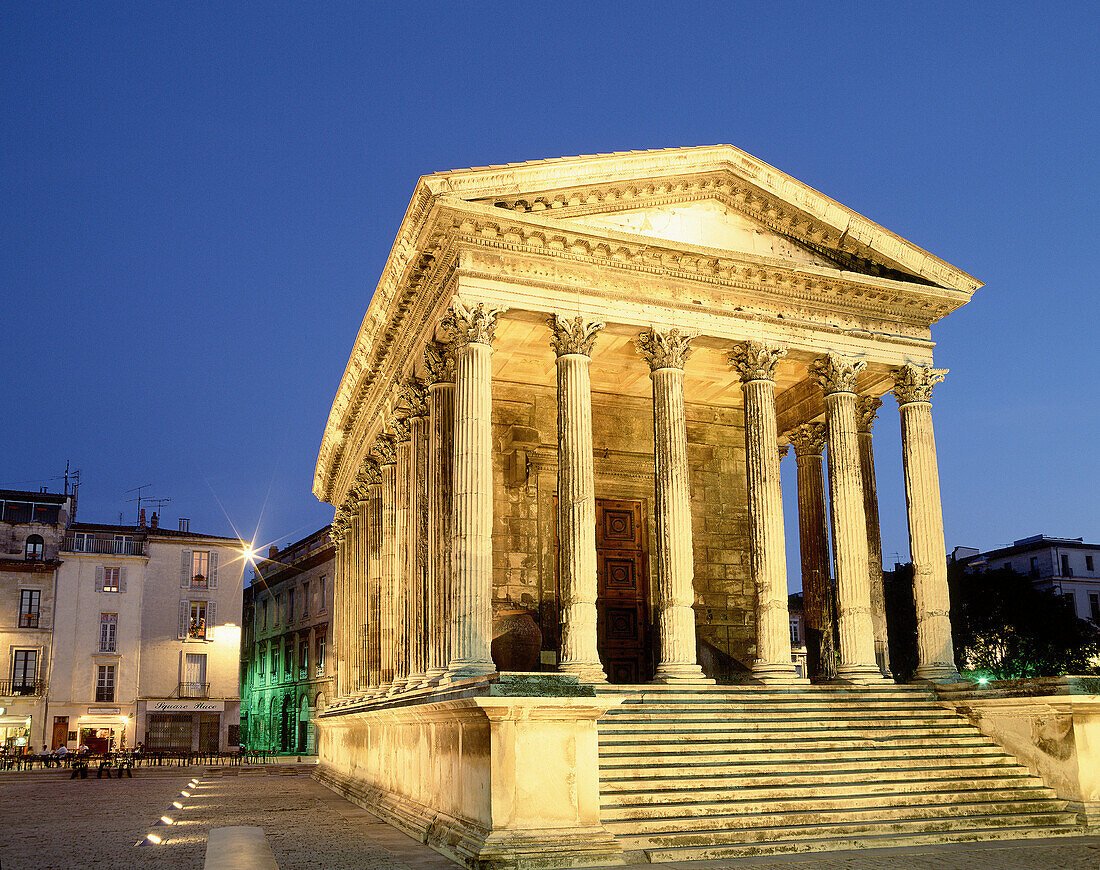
[{"left": 595, "top": 499, "right": 651, "bottom": 683}]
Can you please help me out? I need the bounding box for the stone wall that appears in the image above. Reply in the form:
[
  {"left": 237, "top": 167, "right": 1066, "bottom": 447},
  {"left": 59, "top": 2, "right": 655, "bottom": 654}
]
[{"left": 491, "top": 383, "right": 755, "bottom": 675}]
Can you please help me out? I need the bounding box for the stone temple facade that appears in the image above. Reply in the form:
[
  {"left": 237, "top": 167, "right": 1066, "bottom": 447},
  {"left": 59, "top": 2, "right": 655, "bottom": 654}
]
[{"left": 311, "top": 147, "right": 1092, "bottom": 866}]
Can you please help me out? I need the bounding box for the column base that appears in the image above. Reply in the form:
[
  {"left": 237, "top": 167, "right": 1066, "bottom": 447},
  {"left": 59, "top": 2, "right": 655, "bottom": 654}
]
[
  {"left": 387, "top": 678, "right": 412, "bottom": 695},
  {"left": 558, "top": 661, "right": 608, "bottom": 684},
  {"left": 652, "top": 663, "right": 715, "bottom": 684},
  {"left": 422, "top": 667, "right": 449, "bottom": 687},
  {"left": 442, "top": 662, "right": 497, "bottom": 684},
  {"left": 914, "top": 664, "right": 964, "bottom": 684},
  {"left": 752, "top": 661, "right": 809, "bottom": 684},
  {"left": 836, "top": 662, "right": 890, "bottom": 684}
]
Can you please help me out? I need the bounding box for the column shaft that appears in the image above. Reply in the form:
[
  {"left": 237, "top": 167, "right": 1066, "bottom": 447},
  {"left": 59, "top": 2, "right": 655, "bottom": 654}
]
[
  {"left": 392, "top": 430, "right": 411, "bottom": 691},
  {"left": 426, "top": 378, "right": 454, "bottom": 683},
  {"left": 406, "top": 415, "right": 429, "bottom": 685},
  {"left": 895, "top": 365, "right": 961, "bottom": 683},
  {"left": 379, "top": 454, "right": 397, "bottom": 686},
  {"left": 366, "top": 481, "right": 383, "bottom": 690},
  {"left": 856, "top": 398, "right": 891, "bottom": 677}
]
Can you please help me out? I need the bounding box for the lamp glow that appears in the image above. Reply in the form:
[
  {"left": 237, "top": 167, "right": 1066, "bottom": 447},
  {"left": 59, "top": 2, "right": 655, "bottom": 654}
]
[
  {"left": 160, "top": 816, "right": 173, "bottom": 825},
  {"left": 146, "top": 833, "right": 162, "bottom": 844},
  {"left": 172, "top": 801, "right": 182, "bottom": 809},
  {"left": 180, "top": 790, "right": 190, "bottom": 797}
]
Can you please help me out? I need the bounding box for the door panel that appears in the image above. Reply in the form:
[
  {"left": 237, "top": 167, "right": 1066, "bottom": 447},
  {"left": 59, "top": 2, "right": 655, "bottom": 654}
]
[{"left": 595, "top": 499, "right": 650, "bottom": 684}]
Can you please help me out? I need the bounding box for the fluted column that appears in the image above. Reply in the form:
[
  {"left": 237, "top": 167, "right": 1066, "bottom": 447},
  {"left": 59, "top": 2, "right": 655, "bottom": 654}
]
[
  {"left": 443, "top": 299, "right": 504, "bottom": 681},
  {"left": 392, "top": 418, "right": 412, "bottom": 692},
  {"left": 730, "top": 341, "right": 802, "bottom": 683},
  {"left": 403, "top": 378, "right": 430, "bottom": 687},
  {"left": 895, "top": 365, "right": 962, "bottom": 683},
  {"left": 347, "top": 483, "right": 366, "bottom": 695},
  {"left": 811, "top": 354, "right": 884, "bottom": 682},
  {"left": 551, "top": 315, "right": 607, "bottom": 683},
  {"left": 636, "top": 328, "right": 708, "bottom": 683},
  {"left": 329, "top": 513, "right": 349, "bottom": 698},
  {"left": 788, "top": 423, "right": 837, "bottom": 682},
  {"left": 376, "top": 436, "right": 398, "bottom": 688},
  {"left": 424, "top": 342, "right": 455, "bottom": 685},
  {"left": 366, "top": 470, "right": 383, "bottom": 692},
  {"left": 856, "top": 397, "right": 891, "bottom": 677}
]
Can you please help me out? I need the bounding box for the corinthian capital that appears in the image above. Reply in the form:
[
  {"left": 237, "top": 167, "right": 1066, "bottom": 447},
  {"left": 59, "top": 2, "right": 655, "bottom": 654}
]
[
  {"left": 371, "top": 434, "right": 397, "bottom": 466},
  {"left": 443, "top": 297, "right": 506, "bottom": 348},
  {"left": 635, "top": 328, "right": 694, "bottom": 371},
  {"left": 810, "top": 354, "right": 866, "bottom": 395},
  {"left": 391, "top": 417, "right": 411, "bottom": 443},
  {"left": 855, "top": 396, "right": 883, "bottom": 432},
  {"left": 787, "top": 422, "right": 827, "bottom": 456},
  {"left": 423, "top": 340, "right": 456, "bottom": 384},
  {"left": 893, "top": 364, "right": 947, "bottom": 405},
  {"left": 549, "top": 314, "right": 604, "bottom": 357},
  {"left": 358, "top": 457, "right": 382, "bottom": 487},
  {"left": 399, "top": 377, "right": 429, "bottom": 417},
  {"left": 728, "top": 340, "right": 787, "bottom": 383}
]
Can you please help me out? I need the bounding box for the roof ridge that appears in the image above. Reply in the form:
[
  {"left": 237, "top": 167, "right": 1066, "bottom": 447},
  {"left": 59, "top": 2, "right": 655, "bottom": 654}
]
[{"left": 430, "top": 144, "right": 730, "bottom": 177}]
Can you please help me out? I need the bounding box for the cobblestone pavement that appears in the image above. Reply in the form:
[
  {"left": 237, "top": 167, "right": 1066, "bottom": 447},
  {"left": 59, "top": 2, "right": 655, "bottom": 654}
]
[{"left": 1, "top": 767, "right": 1098, "bottom": 869}]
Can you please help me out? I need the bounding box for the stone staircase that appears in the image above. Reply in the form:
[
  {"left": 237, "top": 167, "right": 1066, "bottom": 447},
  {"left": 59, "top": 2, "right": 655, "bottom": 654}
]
[{"left": 595, "top": 684, "right": 1081, "bottom": 862}]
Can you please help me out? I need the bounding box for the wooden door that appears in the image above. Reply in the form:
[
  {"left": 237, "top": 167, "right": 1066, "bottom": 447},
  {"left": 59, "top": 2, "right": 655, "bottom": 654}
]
[
  {"left": 596, "top": 499, "right": 651, "bottom": 684},
  {"left": 51, "top": 716, "right": 68, "bottom": 749}
]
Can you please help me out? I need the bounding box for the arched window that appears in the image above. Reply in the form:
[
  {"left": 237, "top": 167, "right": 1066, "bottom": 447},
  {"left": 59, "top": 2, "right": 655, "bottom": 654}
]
[{"left": 25, "top": 535, "right": 44, "bottom": 561}]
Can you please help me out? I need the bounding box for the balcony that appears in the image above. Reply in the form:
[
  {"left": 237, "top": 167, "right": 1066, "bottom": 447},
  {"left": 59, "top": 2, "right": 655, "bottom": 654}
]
[
  {"left": 18, "top": 612, "right": 40, "bottom": 629},
  {"left": 62, "top": 537, "right": 145, "bottom": 556},
  {"left": 178, "top": 681, "right": 210, "bottom": 699},
  {"left": 0, "top": 679, "right": 45, "bottom": 697}
]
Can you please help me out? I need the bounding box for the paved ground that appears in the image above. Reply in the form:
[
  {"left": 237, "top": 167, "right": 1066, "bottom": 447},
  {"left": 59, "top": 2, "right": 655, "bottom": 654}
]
[{"left": 1, "top": 767, "right": 1098, "bottom": 869}]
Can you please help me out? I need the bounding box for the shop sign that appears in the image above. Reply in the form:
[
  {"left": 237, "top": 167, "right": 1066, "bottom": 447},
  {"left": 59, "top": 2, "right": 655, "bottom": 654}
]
[{"left": 147, "top": 700, "right": 225, "bottom": 713}]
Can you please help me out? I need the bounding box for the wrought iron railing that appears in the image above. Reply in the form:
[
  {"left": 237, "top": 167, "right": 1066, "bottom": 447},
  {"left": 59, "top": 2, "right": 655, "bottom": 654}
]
[
  {"left": 178, "top": 681, "right": 210, "bottom": 699},
  {"left": 18, "top": 612, "right": 39, "bottom": 628},
  {"left": 61, "top": 537, "right": 145, "bottom": 556},
  {"left": 0, "top": 679, "right": 45, "bottom": 696}
]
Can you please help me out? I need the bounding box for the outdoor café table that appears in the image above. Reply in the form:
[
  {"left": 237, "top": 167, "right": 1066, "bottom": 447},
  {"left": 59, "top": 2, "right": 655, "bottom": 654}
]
[{"left": 70, "top": 757, "right": 89, "bottom": 779}]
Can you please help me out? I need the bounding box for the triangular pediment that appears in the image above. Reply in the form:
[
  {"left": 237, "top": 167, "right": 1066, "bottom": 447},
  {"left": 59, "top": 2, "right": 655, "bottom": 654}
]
[{"left": 565, "top": 198, "right": 839, "bottom": 267}]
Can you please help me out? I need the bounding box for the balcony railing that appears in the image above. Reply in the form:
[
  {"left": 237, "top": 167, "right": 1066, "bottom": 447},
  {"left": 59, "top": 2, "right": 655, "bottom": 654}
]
[
  {"left": 178, "top": 681, "right": 210, "bottom": 699},
  {"left": 18, "top": 612, "right": 40, "bottom": 628},
  {"left": 62, "top": 537, "right": 145, "bottom": 556},
  {"left": 0, "top": 679, "right": 45, "bottom": 697}
]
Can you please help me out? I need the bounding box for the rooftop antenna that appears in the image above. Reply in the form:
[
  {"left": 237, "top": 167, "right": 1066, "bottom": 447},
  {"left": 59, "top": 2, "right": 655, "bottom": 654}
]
[{"left": 124, "top": 483, "right": 155, "bottom": 525}]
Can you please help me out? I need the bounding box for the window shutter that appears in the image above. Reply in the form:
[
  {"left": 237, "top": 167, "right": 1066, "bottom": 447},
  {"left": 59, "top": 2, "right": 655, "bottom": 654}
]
[
  {"left": 95, "top": 566, "right": 105, "bottom": 593},
  {"left": 181, "top": 549, "right": 192, "bottom": 588},
  {"left": 209, "top": 550, "right": 219, "bottom": 588},
  {"left": 179, "top": 600, "right": 190, "bottom": 639},
  {"left": 206, "top": 601, "right": 217, "bottom": 640},
  {"left": 119, "top": 567, "right": 127, "bottom": 594}
]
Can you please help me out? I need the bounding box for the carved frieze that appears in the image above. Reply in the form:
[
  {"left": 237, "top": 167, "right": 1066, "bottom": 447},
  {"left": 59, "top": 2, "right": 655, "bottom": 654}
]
[
  {"left": 811, "top": 354, "right": 867, "bottom": 395},
  {"left": 728, "top": 340, "right": 787, "bottom": 383},
  {"left": 893, "top": 364, "right": 947, "bottom": 405},
  {"left": 635, "top": 328, "right": 694, "bottom": 371},
  {"left": 548, "top": 314, "right": 604, "bottom": 357}
]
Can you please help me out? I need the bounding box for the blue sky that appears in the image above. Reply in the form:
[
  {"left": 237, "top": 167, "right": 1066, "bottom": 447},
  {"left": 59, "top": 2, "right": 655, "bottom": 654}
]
[{"left": 3, "top": 3, "right": 1097, "bottom": 582}]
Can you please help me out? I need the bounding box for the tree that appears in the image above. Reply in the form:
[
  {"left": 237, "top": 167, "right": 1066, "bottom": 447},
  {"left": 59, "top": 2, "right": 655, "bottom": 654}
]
[{"left": 885, "top": 563, "right": 1100, "bottom": 681}]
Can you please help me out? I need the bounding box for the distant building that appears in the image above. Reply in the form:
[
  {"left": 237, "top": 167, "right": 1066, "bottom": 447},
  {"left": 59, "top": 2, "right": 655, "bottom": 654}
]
[
  {"left": 48, "top": 513, "right": 246, "bottom": 753},
  {"left": 0, "top": 489, "right": 72, "bottom": 750},
  {"left": 786, "top": 592, "right": 808, "bottom": 678},
  {"left": 951, "top": 535, "right": 1100, "bottom": 624},
  {"left": 240, "top": 524, "right": 334, "bottom": 754}
]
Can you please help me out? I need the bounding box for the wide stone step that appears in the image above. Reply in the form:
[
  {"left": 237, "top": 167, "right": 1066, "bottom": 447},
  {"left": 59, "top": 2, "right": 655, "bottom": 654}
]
[
  {"left": 601, "top": 715, "right": 970, "bottom": 731},
  {"left": 600, "top": 762, "right": 1031, "bottom": 789},
  {"left": 599, "top": 749, "right": 1015, "bottom": 772},
  {"left": 639, "top": 824, "right": 1083, "bottom": 863},
  {"left": 604, "top": 797, "right": 1070, "bottom": 834},
  {"left": 594, "top": 684, "right": 930, "bottom": 697},
  {"left": 601, "top": 783, "right": 1055, "bottom": 813},
  {"left": 617, "top": 811, "right": 1077, "bottom": 851},
  {"left": 607, "top": 702, "right": 957, "bottom": 717},
  {"left": 598, "top": 730, "right": 994, "bottom": 752},
  {"left": 599, "top": 738, "right": 1004, "bottom": 761}
]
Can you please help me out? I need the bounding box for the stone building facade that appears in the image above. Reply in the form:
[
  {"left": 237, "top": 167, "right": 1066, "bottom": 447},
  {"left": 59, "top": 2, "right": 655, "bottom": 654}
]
[
  {"left": 240, "top": 524, "right": 335, "bottom": 754},
  {"left": 311, "top": 146, "right": 982, "bottom": 866},
  {"left": 0, "top": 490, "right": 71, "bottom": 750}
]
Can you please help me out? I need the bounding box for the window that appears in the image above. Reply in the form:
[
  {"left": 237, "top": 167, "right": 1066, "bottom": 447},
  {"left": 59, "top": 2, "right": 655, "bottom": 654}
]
[
  {"left": 288, "top": 587, "right": 296, "bottom": 622},
  {"left": 301, "top": 581, "right": 310, "bottom": 618},
  {"left": 274, "top": 594, "right": 282, "bottom": 626},
  {"left": 102, "top": 567, "right": 120, "bottom": 593},
  {"left": 315, "top": 633, "right": 326, "bottom": 677},
  {"left": 271, "top": 645, "right": 279, "bottom": 680},
  {"left": 262, "top": 598, "right": 269, "bottom": 630},
  {"left": 1087, "top": 555, "right": 1095, "bottom": 572},
  {"left": 73, "top": 532, "right": 89, "bottom": 552},
  {"left": 12, "top": 650, "right": 38, "bottom": 692},
  {"left": 299, "top": 639, "right": 308, "bottom": 678},
  {"left": 1064, "top": 592, "right": 1076, "bottom": 615},
  {"left": 189, "top": 601, "right": 207, "bottom": 638},
  {"left": 191, "top": 551, "right": 209, "bottom": 587},
  {"left": 1090, "top": 593, "right": 1100, "bottom": 623},
  {"left": 1062, "top": 554, "right": 1073, "bottom": 577},
  {"left": 284, "top": 640, "right": 293, "bottom": 678},
  {"left": 319, "top": 576, "right": 327, "bottom": 612},
  {"left": 95, "top": 665, "right": 116, "bottom": 702},
  {"left": 1030, "top": 556, "right": 1039, "bottom": 576},
  {"left": 99, "top": 613, "right": 118, "bottom": 652},
  {"left": 113, "top": 535, "right": 134, "bottom": 555},
  {"left": 789, "top": 619, "right": 800, "bottom": 645},
  {"left": 19, "top": 589, "right": 40, "bottom": 628},
  {"left": 25, "top": 534, "right": 44, "bottom": 560},
  {"left": 182, "top": 653, "right": 207, "bottom": 697},
  {"left": 258, "top": 644, "right": 266, "bottom": 678}
]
